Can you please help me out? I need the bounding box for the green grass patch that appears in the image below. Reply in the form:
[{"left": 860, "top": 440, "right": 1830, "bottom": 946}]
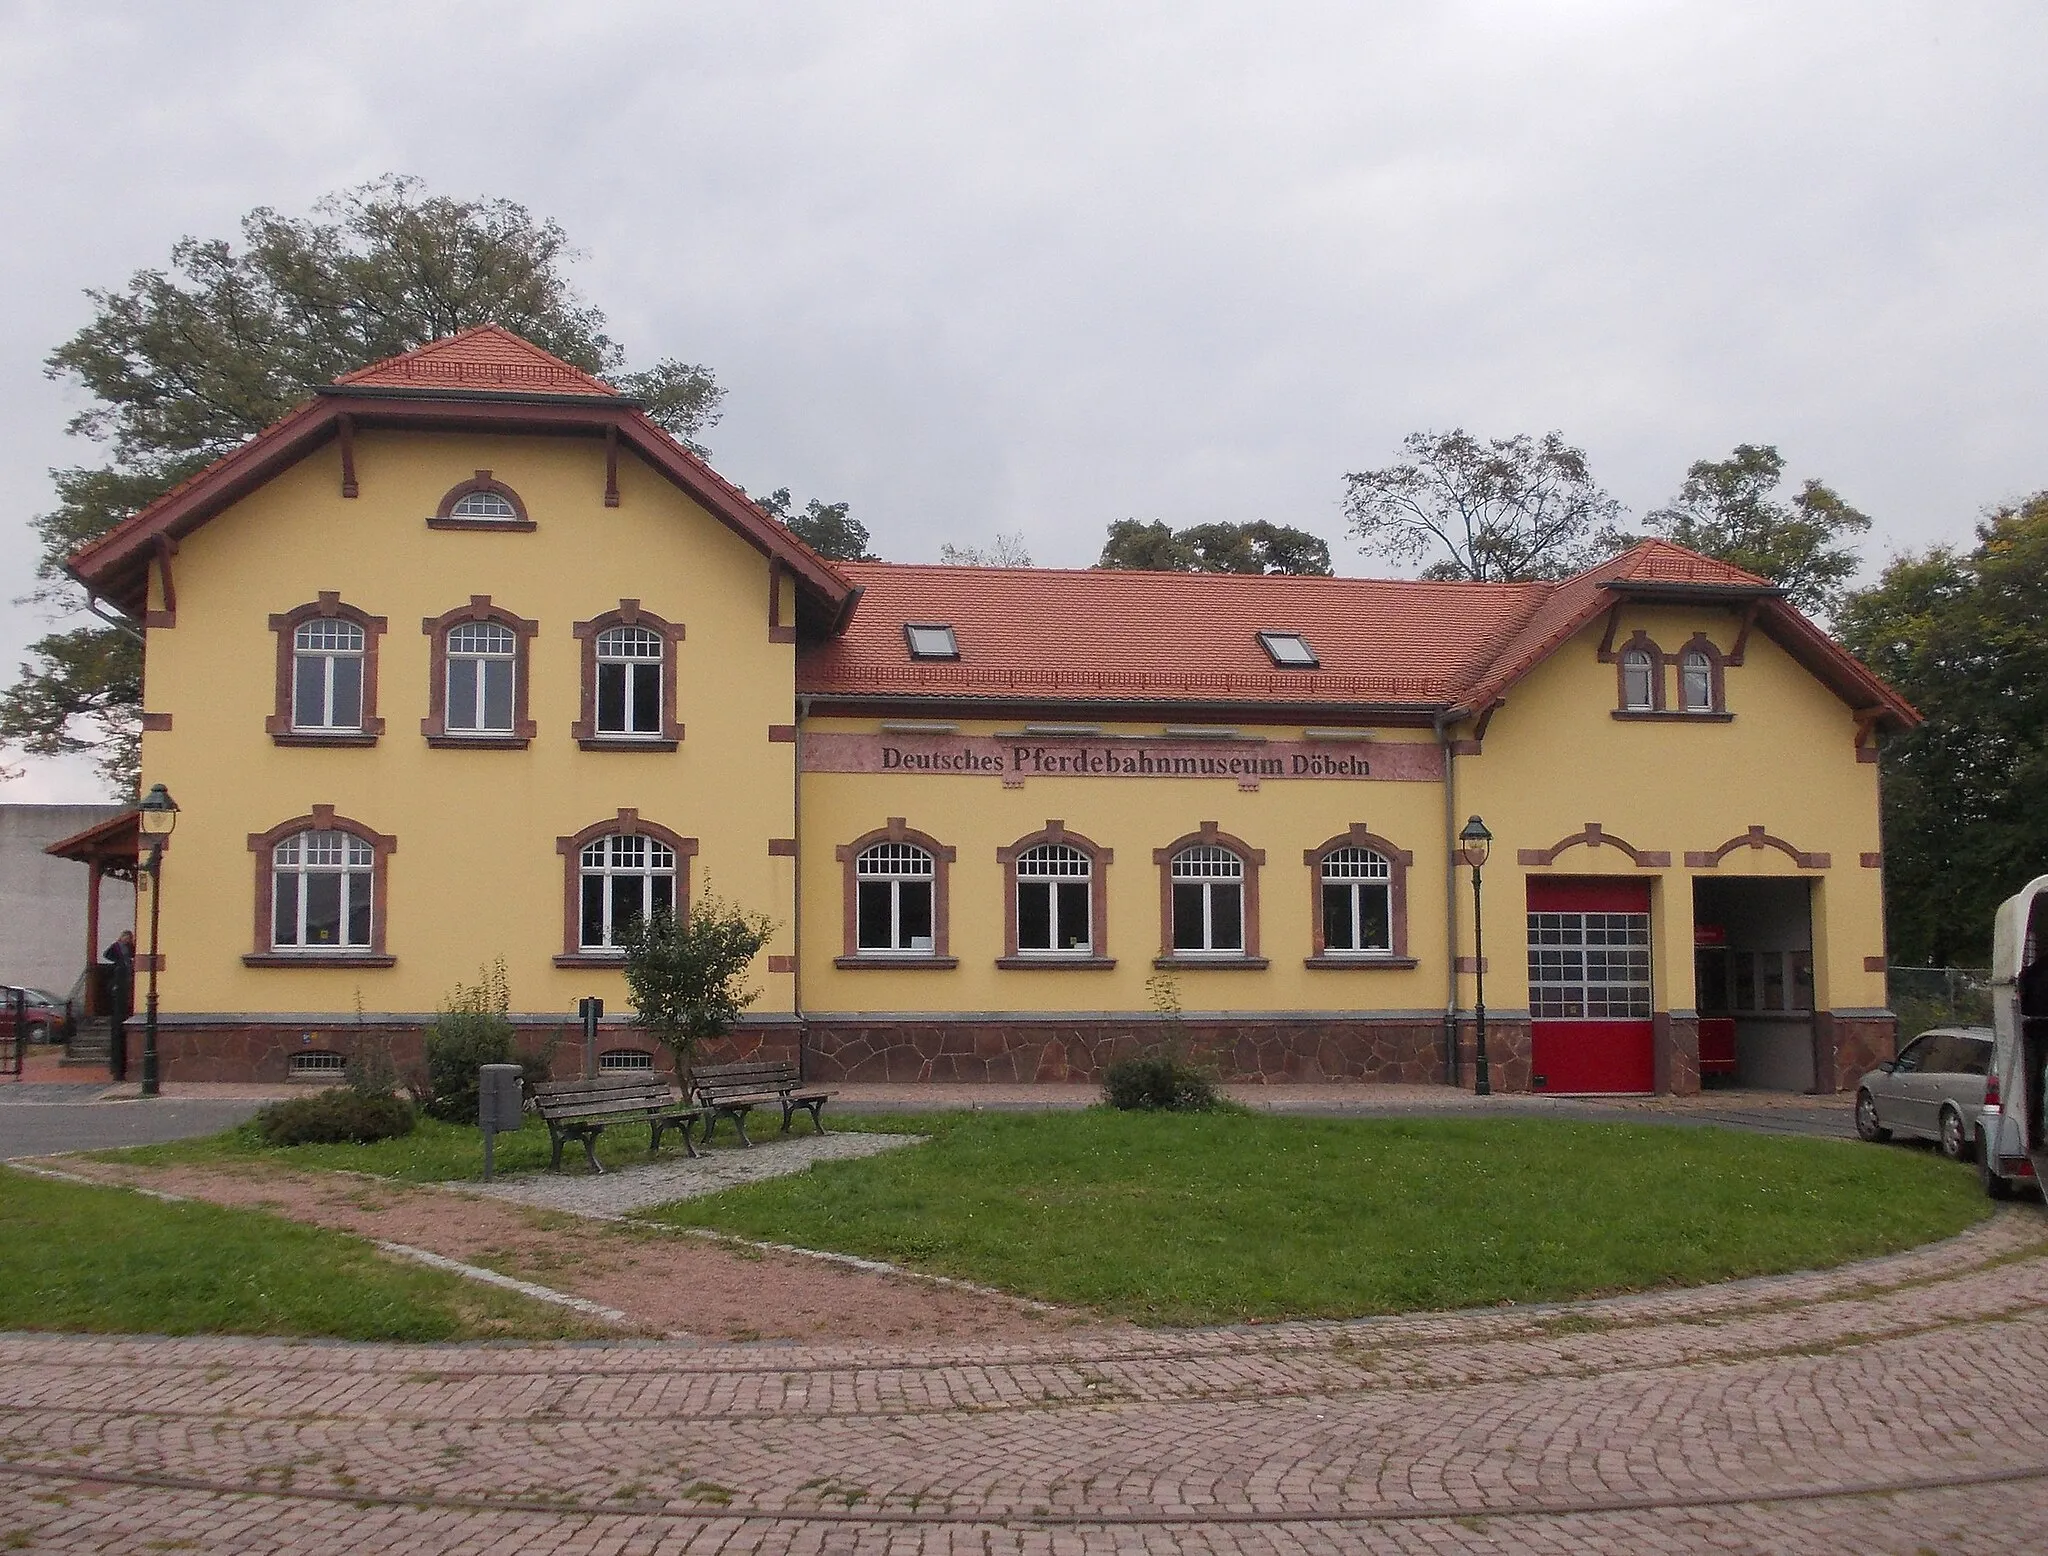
[
  {"left": 101, "top": 1112, "right": 706, "bottom": 1182},
  {"left": 642, "top": 1111, "right": 1989, "bottom": 1324},
  {"left": 0, "top": 1168, "right": 601, "bottom": 1340}
]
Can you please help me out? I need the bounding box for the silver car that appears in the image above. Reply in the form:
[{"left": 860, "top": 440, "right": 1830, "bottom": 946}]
[{"left": 1856, "top": 1026, "right": 1994, "bottom": 1162}]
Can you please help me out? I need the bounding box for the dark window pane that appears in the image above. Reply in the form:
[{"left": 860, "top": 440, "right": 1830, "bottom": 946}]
[
  {"left": 1056, "top": 881, "right": 1090, "bottom": 950},
  {"left": 1789, "top": 952, "right": 1814, "bottom": 1012},
  {"left": 630, "top": 663, "right": 661, "bottom": 733},
  {"left": 1732, "top": 952, "right": 1757, "bottom": 1011},
  {"left": 305, "top": 874, "right": 342, "bottom": 946},
  {"left": 858, "top": 880, "right": 893, "bottom": 949},
  {"left": 294, "top": 655, "right": 326, "bottom": 727},
  {"left": 345, "top": 876, "right": 371, "bottom": 947},
  {"left": 1173, "top": 883, "right": 1205, "bottom": 949},
  {"left": 1760, "top": 951, "right": 1786, "bottom": 1011},
  {"left": 610, "top": 875, "right": 643, "bottom": 945},
  {"left": 331, "top": 657, "right": 362, "bottom": 729},
  {"left": 1695, "top": 949, "right": 1729, "bottom": 1015},
  {"left": 1357, "top": 884, "right": 1391, "bottom": 951},
  {"left": 582, "top": 875, "right": 607, "bottom": 948},
  {"left": 482, "top": 658, "right": 513, "bottom": 732},
  {"left": 1960, "top": 1038, "right": 1993, "bottom": 1077},
  {"left": 447, "top": 658, "right": 479, "bottom": 730},
  {"left": 1211, "top": 883, "right": 1243, "bottom": 951},
  {"left": 597, "top": 661, "right": 626, "bottom": 732},
  {"left": 1323, "top": 882, "right": 1354, "bottom": 950},
  {"left": 1017, "top": 881, "right": 1052, "bottom": 950},
  {"left": 273, "top": 874, "right": 299, "bottom": 946},
  {"left": 650, "top": 874, "right": 675, "bottom": 923},
  {"left": 899, "top": 880, "right": 933, "bottom": 944}
]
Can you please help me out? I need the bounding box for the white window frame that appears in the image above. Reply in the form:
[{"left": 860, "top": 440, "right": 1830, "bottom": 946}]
[
  {"left": 1015, "top": 842, "right": 1093, "bottom": 956},
  {"left": 856, "top": 842, "right": 937, "bottom": 954},
  {"left": 1319, "top": 847, "right": 1393, "bottom": 955},
  {"left": 578, "top": 834, "right": 678, "bottom": 952},
  {"left": 291, "top": 618, "right": 366, "bottom": 732},
  {"left": 449, "top": 489, "right": 519, "bottom": 520},
  {"left": 1620, "top": 648, "right": 1655, "bottom": 711},
  {"left": 446, "top": 621, "right": 517, "bottom": 734},
  {"left": 594, "top": 625, "right": 665, "bottom": 738},
  {"left": 1680, "top": 649, "right": 1714, "bottom": 713},
  {"left": 271, "top": 830, "right": 375, "bottom": 952},
  {"left": 1171, "top": 845, "right": 1246, "bottom": 955}
]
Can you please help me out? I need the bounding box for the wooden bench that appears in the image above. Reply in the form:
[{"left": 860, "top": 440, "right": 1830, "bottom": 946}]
[
  {"left": 530, "top": 1075, "right": 704, "bottom": 1173},
  {"left": 692, "top": 1061, "right": 835, "bottom": 1147}
]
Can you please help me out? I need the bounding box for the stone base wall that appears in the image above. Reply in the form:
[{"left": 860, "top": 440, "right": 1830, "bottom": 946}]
[
  {"left": 1448, "top": 1015, "right": 1534, "bottom": 1093},
  {"left": 144, "top": 1020, "right": 801, "bottom": 1086},
  {"left": 1654, "top": 1014, "right": 1702, "bottom": 1098},
  {"left": 801, "top": 1016, "right": 1482, "bottom": 1087},
  {"left": 1815, "top": 1012, "right": 1898, "bottom": 1094}
]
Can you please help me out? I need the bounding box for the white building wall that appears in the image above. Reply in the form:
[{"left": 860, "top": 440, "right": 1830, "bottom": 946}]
[{"left": 0, "top": 804, "right": 134, "bottom": 995}]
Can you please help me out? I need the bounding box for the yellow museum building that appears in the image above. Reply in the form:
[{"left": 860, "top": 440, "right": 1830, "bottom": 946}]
[{"left": 63, "top": 327, "right": 1918, "bottom": 1095}]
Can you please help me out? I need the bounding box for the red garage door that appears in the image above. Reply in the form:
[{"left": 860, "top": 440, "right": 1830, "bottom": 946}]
[{"left": 1527, "top": 878, "right": 1654, "bottom": 1094}]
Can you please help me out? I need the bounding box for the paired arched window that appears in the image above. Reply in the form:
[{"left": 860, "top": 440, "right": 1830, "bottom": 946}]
[{"left": 1620, "top": 647, "right": 1656, "bottom": 711}]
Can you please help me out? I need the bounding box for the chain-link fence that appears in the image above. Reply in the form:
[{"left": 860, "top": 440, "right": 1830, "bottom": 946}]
[{"left": 1888, "top": 966, "right": 1993, "bottom": 1038}]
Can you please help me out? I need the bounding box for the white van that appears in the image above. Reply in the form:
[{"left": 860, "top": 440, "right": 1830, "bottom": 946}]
[{"left": 1977, "top": 875, "right": 2048, "bottom": 1199}]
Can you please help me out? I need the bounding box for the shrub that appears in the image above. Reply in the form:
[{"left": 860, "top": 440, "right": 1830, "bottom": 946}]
[
  {"left": 1102, "top": 1054, "right": 1219, "bottom": 1112},
  {"left": 418, "top": 961, "right": 516, "bottom": 1123},
  {"left": 255, "top": 1090, "right": 416, "bottom": 1146},
  {"left": 344, "top": 1032, "right": 401, "bottom": 1101}
]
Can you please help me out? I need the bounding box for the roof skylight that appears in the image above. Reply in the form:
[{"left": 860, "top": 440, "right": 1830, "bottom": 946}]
[
  {"left": 904, "top": 624, "right": 960, "bottom": 660},
  {"left": 1257, "top": 631, "right": 1319, "bottom": 668}
]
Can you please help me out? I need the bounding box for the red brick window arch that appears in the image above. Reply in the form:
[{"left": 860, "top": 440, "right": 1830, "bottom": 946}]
[
  {"left": 430, "top": 470, "right": 535, "bottom": 531},
  {"left": 834, "top": 820, "right": 958, "bottom": 969},
  {"left": 997, "top": 822, "right": 1114, "bottom": 969},
  {"left": 554, "top": 811, "right": 698, "bottom": 967},
  {"left": 1304, "top": 826, "right": 1417, "bottom": 968},
  {"left": 265, "top": 594, "right": 387, "bottom": 747},
  {"left": 421, "top": 596, "right": 540, "bottom": 748},
  {"left": 244, "top": 806, "right": 396, "bottom": 968},
  {"left": 1153, "top": 824, "right": 1267, "bottom": 969},
  {"left": 571, "top": 601, "right": 686, "bottom": 750}
]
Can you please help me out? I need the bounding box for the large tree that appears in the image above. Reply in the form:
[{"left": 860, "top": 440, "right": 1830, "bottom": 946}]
[
  {"left": 1835, "top": 495, "right": 2048, "bottom": 966},
  {"left": 1343, "top": 429, "right": 1620, "bottom": 582},
  {"left": 1634, "top": 444, "right": 1871, "bottom": 617},
  {"left": 4, "top": 176, "right": 725, "bottom": 793},
  {"left": 1096, "top": 519, "right": 1332, "bottom": 575},
  {"left": 754, "top": 489, "right": 876, "bottom": 562}
]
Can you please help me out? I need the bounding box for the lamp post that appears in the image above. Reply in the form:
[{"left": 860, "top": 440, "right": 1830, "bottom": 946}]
[
  {"left": 1458, "top": 814, "right": 1493, "bottom": 1097},
  {"left": 137, "top": 783, "right": 179, "bottom": 1099}
]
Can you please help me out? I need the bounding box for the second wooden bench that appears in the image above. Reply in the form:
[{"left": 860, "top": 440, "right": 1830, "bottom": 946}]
[{"left": 693, "top": 1060, "right": 835, "bottom": 1147}]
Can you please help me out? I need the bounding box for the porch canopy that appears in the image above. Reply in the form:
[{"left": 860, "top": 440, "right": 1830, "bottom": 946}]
[{"left": 44, "top": 807, "right": 139, "bottom": 977}]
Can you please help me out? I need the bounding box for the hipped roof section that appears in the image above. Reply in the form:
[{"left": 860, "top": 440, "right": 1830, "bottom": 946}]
[
  {"left": 800, "top": 542, "right": 1918, "bottom": 729},
  {"left": 66, "top": 325, "right": 857, "bottom": 631}
]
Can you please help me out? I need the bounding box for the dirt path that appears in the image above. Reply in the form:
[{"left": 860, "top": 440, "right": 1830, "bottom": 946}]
[{"left": 44, "top": 1156, "right": 1093, "bottom": 1344}]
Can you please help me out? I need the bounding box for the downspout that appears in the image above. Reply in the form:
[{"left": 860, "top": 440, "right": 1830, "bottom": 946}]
[
  {"left": 1434, "top": 707, "right": 1465, "bottom": 1086},
  {"left": 793, "top": 692, "right": 810, "bottom": 1079}
]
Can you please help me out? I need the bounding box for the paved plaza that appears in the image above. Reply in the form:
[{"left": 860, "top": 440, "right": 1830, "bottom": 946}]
[{"left": 4, "top": 1203, "right": 2046, "bottom": 1552}]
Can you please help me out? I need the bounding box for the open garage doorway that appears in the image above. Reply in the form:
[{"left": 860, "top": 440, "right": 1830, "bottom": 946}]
[{"left": 1693, "top": 878, "right": 1816, "bottom": 1091}]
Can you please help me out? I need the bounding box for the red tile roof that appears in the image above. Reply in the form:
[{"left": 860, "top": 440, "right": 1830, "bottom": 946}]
[
  {"left": 335, "top": 324, "right": 618, "bottom": 397},
  {"left": 800, "top": 544, "right": 1913, "bottom": 724}
]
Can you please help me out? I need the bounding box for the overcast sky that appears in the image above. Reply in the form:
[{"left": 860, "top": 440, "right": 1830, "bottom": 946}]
[{"left": 3, "top": 0, "right": 2044, "bottom": 801}]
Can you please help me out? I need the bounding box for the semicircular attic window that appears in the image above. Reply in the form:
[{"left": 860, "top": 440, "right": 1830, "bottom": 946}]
[{"left": 430, "top": 470, "right": 535, "bottom": 531}]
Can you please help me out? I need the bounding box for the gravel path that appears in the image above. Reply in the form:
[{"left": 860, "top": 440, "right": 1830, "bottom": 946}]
[{"left": 453, "top": 1130, "right": 924, "bottom": 1216}]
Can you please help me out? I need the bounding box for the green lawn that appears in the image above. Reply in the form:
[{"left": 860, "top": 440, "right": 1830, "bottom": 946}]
[
  {"left": 0, "top": 1167, "right": 600, "bottom": 1340},
  {"left": 642, "top": 1111, "right": 1989, "bottom": 1324},
  {"left": 104, "top": 1111, "right": 703, "bottom": 1182}
]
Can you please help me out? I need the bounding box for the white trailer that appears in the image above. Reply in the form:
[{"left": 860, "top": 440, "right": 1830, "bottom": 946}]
[{"left": 1977, "top": 875, "right": 2048, "bottom": 1199}]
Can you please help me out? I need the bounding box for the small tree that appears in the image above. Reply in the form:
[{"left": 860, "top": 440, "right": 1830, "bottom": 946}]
[{"left": 622, "top": 892, "right": 775, "bottom": 1086}]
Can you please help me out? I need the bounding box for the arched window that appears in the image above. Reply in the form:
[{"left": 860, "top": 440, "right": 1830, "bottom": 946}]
[
  {"left": 449, "top": 489, "right": 518, "bottom": 520},
  {"left": 596, "top": 626, "right": 663, "bottom": 736},
  {"left": 1016, "top": 843, "right": 1092, "bottom": 955},
  {"left": 292, "top": 619, "right": 365, "bottom": 732},
  {"left": 422, "top": 598, "right": 538, "bottom": 747},
  {"left": 1679, "top": 648, "right": 1713, "bottom": 712},
  {"left": 267, "top": 596, "right": 386, "bottom": 746},
  {"left": 1170, "top": 845, "right": 1246, "bottom": 954},
  {"left": 272, "top": 830, "right": 375, "bottom": 951},
  {"left": 1621, "top": 647, "right": 1655, "bottom": 711},
  {"left": 856, "top": 842, "right": 936, "bottom": 955},
  {"left": 246, "top": 809, "right": 397, "bottom": 967},
  {"left": 579, "top": 833, "right": 677, "bottom": 951},
  {"left": 1319, "top": 847, "right": 1392, "bottom": 954},
  {"left": 430, "top": 470, "right": 533, "bottom": 530}
]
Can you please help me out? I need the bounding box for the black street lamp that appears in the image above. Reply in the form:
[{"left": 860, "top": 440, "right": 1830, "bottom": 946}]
[
  {"left": 1458, "top": 814, "right": 1493, "bottom": 1097},
  {"left": 137, "top": 783, "right": 179, "bottom": 1099}
]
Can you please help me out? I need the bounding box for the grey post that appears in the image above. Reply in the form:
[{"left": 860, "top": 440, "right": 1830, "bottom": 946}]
[
  {"left": 478, "top": 1063, "right": 524, "bottom": 1181},
  {"left": 579, "top": 996, "right": 603, "bottom": 1079}
]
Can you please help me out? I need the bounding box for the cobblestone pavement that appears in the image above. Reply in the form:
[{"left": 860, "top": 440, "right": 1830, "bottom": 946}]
[
  {"left": 459, "top": 1131, "right": 924, "bottom": 1216},
  {"left": 5, "top": 1211, "right": 2048, "bottom": 1552}
]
